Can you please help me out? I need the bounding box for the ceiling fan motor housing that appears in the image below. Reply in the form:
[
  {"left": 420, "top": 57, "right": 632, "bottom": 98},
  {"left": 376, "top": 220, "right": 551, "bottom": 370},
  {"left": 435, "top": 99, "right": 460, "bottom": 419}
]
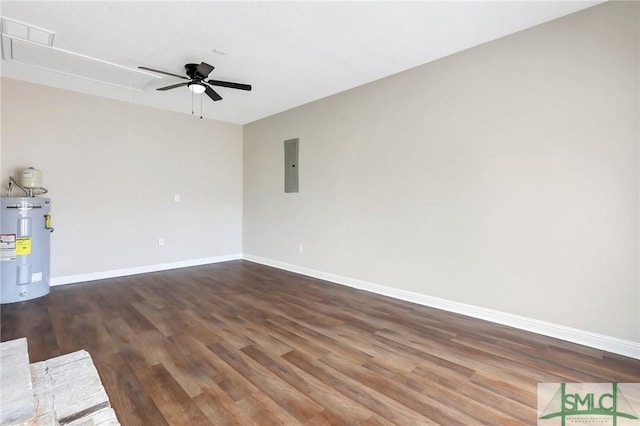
[{"left": 186, "top": 63, "right": 206, "bottom": 80}]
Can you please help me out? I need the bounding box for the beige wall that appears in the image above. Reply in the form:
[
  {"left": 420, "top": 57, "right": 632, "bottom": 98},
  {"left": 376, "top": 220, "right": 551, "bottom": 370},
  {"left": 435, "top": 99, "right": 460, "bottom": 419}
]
[
  {"left": 244, "top": 2, "right": 639, "bottom": 342},
  {"left": 1, "top": 78, "right": 243, "bottom": 277}
]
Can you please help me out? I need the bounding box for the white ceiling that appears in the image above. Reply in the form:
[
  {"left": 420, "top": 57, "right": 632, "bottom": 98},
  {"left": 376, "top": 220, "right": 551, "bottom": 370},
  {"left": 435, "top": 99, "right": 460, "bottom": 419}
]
[{"left": 0, "top": 1, "right": 601, "bottom": 125}]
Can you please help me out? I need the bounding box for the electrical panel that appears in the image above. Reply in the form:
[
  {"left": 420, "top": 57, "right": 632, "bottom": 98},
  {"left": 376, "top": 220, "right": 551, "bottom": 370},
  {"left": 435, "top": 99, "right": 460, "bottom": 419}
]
[{"left": 284, "top": 138, "right": 299, "bottom": 193}]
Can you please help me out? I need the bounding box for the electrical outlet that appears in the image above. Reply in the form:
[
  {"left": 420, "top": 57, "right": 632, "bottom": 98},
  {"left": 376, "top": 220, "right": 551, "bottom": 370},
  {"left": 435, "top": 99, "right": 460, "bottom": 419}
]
[
  {"left": 158, "top": 238, "right": 165, "bottom": 247},
  {"left": 174, "top": 194, "right": 180, "bottom": 203},
  {"left": 298, "top": 244, "right": 304, "bottom": 254}
]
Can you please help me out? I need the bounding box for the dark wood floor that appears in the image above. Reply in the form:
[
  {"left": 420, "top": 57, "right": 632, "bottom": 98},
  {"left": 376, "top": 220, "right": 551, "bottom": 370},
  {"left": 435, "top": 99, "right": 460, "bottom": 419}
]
[{"left": 1, "top": 260, "right": 638, "bottom": 425}]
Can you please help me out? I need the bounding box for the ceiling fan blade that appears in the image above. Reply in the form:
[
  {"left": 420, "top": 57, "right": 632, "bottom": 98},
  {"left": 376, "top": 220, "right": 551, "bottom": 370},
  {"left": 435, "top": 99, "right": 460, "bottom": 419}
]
[
  {"left": 196, "top": 62, "right": 214, "bottom": 78},
  {"left": 157, "top": 82, "right": 190, "bottom": 91},
  {"left": 139, "top": 66, "right": 188, "bottom": 80},
  {"left": 204, "top": 85, "right": 222, "bottom": 101},
  {"left": 207, "top": 79, "right": 252, "bottom": 91}
]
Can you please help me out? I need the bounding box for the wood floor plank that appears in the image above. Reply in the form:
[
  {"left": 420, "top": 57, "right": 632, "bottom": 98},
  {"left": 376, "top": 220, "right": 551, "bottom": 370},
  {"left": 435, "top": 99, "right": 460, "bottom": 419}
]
[
  {"left": 319, "top": 351, "right": 508, "bottom": 425},
  {"left": 451, "top": 334, "right": 604, "bottom": 383},
  {"left": 407, "top": 361, "right": 536, "bottom": 423},
  {"left": 467, "top": 370, "right": 538, "bottom": 408},
  {"left": 375, "top": 328, "right": 566, "bottom": 384},
  {"left": 94, "top": 352, "right": 170, "bottom": 426},
  {"left": 236, "top": 393, "right": 300, "bottom": 426},
  {"left": 268, "top": 314, "right": 374, "bottom": 365},
  {"left": 283, "top": 349, "right": 438, "bottom": 425},
  {"left": 264, "top": 317, "right": 333, "bottom": 359},
  {"left": 191, "top": 388, "right": 239, "bottom": 426},
  {"left": 1, "top": 260, "right": 638, "bottom": 425},
  {"left": 241, "top": 344, "right": 375, "bottom": 424},
  {"left": 210, "top": 340, "right": 325, "bottom": 422},
  {"left": 146, "top": 363, "right": 213, "bottom": 426}
]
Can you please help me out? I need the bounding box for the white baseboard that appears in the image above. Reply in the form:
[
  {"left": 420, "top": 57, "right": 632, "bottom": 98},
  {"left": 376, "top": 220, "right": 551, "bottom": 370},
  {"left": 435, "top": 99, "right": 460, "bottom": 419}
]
[
  {"left": 48, "top": 253, "right": 640, "bottom": 360},
  {"left": 50, "top": 254, "right": 243, "bottom": 286},
  {"left": 242, "top": 254, "right": 640, "bottom": 360}
]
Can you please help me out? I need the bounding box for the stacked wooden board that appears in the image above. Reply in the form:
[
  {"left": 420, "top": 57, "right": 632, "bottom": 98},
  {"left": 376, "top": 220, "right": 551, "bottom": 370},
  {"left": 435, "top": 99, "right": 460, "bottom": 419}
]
[{"left": 0, "top": 338, "right": 119, "bottom": 426}]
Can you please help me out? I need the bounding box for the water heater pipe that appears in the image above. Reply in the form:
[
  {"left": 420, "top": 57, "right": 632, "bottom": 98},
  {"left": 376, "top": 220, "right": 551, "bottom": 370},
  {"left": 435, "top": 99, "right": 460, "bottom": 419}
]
[{"left": 8, "top": 176, "right": 48, "bottom": 197}]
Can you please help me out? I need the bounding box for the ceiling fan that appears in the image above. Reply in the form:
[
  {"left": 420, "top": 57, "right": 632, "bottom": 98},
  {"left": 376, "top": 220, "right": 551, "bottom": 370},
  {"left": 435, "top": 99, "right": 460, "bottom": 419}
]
[{"left": 139, "top": 62, "right": 252, "bottom": 102}]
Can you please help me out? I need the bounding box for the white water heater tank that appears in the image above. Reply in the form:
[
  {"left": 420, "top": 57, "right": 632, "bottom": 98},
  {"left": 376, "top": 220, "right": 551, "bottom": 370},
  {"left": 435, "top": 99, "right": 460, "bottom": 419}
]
[
  {"left": 0, "top": 197, "right": 52, "bottom": 303},
  {"left": 20, "top": 167, "right": 42, "bottom": 189}
]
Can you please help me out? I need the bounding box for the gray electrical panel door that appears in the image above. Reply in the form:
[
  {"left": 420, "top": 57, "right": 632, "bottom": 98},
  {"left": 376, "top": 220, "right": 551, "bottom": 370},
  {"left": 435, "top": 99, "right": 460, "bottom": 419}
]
[{"left": 284, "top": 138, "right": 299, "bottom": 193}]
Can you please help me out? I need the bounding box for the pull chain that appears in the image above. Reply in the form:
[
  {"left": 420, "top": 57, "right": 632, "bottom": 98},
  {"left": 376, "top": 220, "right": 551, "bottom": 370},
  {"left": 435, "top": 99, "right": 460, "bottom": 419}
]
[{"left": 200, "top": 93, "right": 203, "bottom": 119}]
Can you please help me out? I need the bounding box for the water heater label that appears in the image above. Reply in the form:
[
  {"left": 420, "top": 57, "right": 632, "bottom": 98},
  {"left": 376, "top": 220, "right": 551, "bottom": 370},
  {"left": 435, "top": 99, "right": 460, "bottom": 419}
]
[
  {"left": 32, "top": 272, "right": 43, "bottom": 282},
  {"left": 16, "top": 237, "right": 31, "bottom": 255},
  {"left": 0, "top": 234, "right": 16, "bottom": 261}
]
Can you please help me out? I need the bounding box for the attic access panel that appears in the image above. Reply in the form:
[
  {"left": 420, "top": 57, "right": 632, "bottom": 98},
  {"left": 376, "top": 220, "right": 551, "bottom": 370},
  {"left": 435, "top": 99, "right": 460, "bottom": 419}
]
[{"left": 1, "top": 34, "right": 158, "bottom": 91}]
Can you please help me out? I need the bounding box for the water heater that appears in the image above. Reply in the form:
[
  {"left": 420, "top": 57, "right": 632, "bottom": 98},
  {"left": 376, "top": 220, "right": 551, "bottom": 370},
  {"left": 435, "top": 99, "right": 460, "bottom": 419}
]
[{"left": 0, "top": 197, "right": 52, "bottom": 303}]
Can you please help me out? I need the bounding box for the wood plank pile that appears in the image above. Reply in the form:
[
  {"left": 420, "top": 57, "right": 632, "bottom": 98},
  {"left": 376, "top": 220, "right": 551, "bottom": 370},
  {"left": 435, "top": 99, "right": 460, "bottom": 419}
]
[{"left": 0, "top": 338, "right": 119, "bottom": 426}]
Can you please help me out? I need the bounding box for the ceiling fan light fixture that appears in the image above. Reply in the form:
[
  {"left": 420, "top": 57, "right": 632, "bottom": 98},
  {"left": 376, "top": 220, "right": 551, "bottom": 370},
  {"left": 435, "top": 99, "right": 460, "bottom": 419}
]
[{"left": 189, "top": 83, "right": 206, "bottom": 94}]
